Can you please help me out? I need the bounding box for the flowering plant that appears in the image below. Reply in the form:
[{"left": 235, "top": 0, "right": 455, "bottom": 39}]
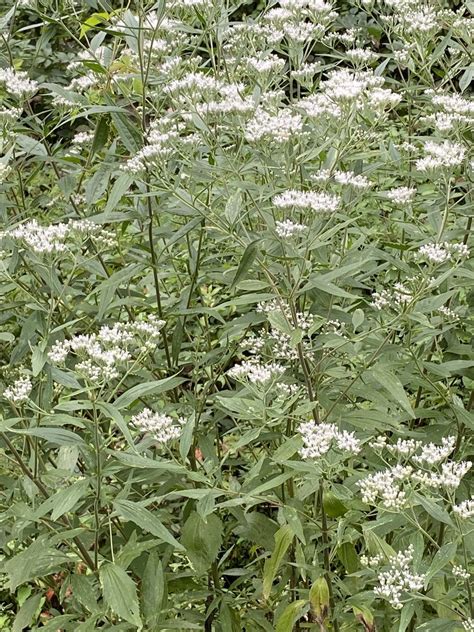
[{"left": 0, "top": 0, "right": 472, "bottom": 629}]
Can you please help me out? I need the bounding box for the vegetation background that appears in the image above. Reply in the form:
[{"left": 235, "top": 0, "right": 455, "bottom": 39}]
[{"left": 0, "top": 0, "right": 473, "bottom": 630}]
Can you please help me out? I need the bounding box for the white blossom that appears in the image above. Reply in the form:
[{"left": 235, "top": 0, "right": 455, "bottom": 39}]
[
  {"left": 275, "top": 219, "right": 307, "bottom": 238},
  {"left": 131, "top": 408, "right": 184, "bottom": 444},
  {"left": 374, "top": 545, "right": 425, "bottom": 609},
  {"left": 0, "top": 68, "right": 38, "bottom": 97},
  {"left": 453, "top": 497, "right": 474, "bottom": 520},
  {"left": 273, "top": 190, "right": 340, "bottom": 213},
  {"left": 386, "top": 187, "right": 416, "bottom": 205},
  {"left": 416, "top": 140, "right": 466, "bottom": 171},
  {"left": 4, "top": 376, "right": 32, "bottom": 404},
  {"left": 227, "top": 360, "right": 285, "bottom": 384},
  {"left": 298, "top": 421, "right": 361, "bottom": 459}
]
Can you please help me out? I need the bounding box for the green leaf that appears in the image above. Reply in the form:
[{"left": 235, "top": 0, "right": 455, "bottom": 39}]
[
  {"left": 10, "top": 427, "right": 85, "bottom": 446},
  {"left": 35, "top": 479, "right": 89, "bottom": 521},
  {"left": 231, "top": 240, "right": 260, "bottom": 290},
  {"left": 91, "top": 116, "right": 110, "bottom": 155},
  {"left": 225, "top": 191, "right": 242, "bottom": 225},
  {"left": 425, "top": 542, "right": 458, "bottom": 587},
  {"left": 100, "top": 562, "right": 142, "bottom": 628},
  {"left": 114, "top": 499, "right": 184, "bottom": 550},
  {"left": 416, "top": 494, "right": 454, "bottom": 526},
  {"left": 262, "top": 525, "right": 294, "bottom": 600},
  {"left": 69, "top": 574, "right": 98, "bottom": 614},
  {"left": 12, "top": 593, "right": 43, "bottom": 632},
  {"left": 181, "top": 512, "right": 223, "bottom": 574},
  {"left": 275, "top": 600, "right": 307, "bottom": 632},
  {"left": 113, "top": 376, "right": 185, "bottom": 409},
  {"left": 141, "top": 551, "right": 166, "bottom": 628},
  {"left": 4, "top": 538, "right": 70, "bottom": 591},
  {"left": 371, "top": 366, "right": 415, "bottom": 418}
]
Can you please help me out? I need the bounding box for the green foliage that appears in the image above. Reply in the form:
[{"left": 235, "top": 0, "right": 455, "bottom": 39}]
[{"left": 0, "top": 0, "right": 473, "bottom": 630}]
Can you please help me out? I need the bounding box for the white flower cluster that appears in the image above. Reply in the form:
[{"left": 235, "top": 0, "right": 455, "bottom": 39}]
[
  {"left": 311, "top": 169, "right": 371, "bottom": 189},
  {"left": 298, "top": 421, "right": 361, "bottom": 459},
  {"left": 166, "top": 73, "right": 255, "bottom": 117},
  {"left": 423, "top": 92, "right": 474, "bottom": 132},
  {"left": 346, "top": 48, "right": 379, "bottom": 64},
  {"left": 0, "top": 219, "right": 114, "bottom": 255},
  {"left": 463, "top": 619, "right": 474, "bottom": 632},
  {"left": 273, "top": 190, "right": 340, "bottom": 213},
  {"left": 452, "top": 566, "right": 470, "bottom": 580},
  {"left": 0, "top": 67, "right": 38, "bottom": 97},
  {"left": 453, "top": 497, "right": 474, "bottom": 520},
  {"left": 416, "top": 140, "right": 466, "bottom": 171},
  {"left": 374, "top": 546, "right": 425, "bottom": 609},
  {"left": 438, "top": 305, "right": 459, "bottom": 320},
  {"left": 124, "top": 114, "right": 202, "bottom": 174},
  {"left": 227, "top": 360, "right": 285, "bottom": 385},
  {"left": 358, "top": 464, "right": 412, "bottom": 510},
  {"left": 412, "top": 461, "right": 472, "bottom": 491},
  {"left": 386, "top": 186, "right": 416, "bottom": 205},
  {"left": 131, "top": 408, "right": 184, "bottom": 444},
  {"left": 372, "top": 281, "right": 412, "bottom": 311},
  {"left": 48, "top": 317, "right": 165, "bottom": 381},
  {"left": 244, "top": 108, "right": 303, "bottom": 144},
  {"left": 3, "top": 376, "right": 32, "bottom": 404},
  {"left": 418, "top": 242, "right": 469, "bottom": 264},
  {"left": 275, "top": 219, "right": 307, "bottom": 238}
]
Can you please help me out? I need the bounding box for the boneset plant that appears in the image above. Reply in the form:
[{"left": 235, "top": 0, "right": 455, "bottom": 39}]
[{"left": 0, "top": 0, "right": 472, "bottom": 630}]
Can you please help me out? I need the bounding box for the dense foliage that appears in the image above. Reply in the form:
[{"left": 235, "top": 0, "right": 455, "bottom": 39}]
[{"left": 0, "top": 0, "right": 473, "bottom": 630}]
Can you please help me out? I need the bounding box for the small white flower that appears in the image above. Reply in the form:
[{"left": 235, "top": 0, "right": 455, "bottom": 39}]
[
  {"left": 273, "top": 190, "right": 340, "bottom": 213},
  {"left": 386, "top": 187, "right": 416, "bottom": 205},
  {"left": 453, "top": 566, "right": 470, "bottom": 580},
  {"left": 131, "top": 408, "right": 184, "bottom": 444},
  {"left": 416, "top": 140, "right": 465, "bottom": 171},
  {"left": 275, "top": 219, "right": 307, "bottom": 238},
  {"left": 4, "top": 376, "right": 32, "bottom": 404},
  {"left": 453, "top": 497, "right": 474, "bottom": 520},
  {"left": 374, "top": 545, "right": 425, "bottom": 609},
  {"left": 298, "top": 421, "right": 360, "bottom": 459}
]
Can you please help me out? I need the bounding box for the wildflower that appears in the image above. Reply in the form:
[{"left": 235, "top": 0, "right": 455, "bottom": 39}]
[
  {"left": 453, "top": 497, "right": 474, "bottom": 520},
  {"left": 438, "top": 305, "right": 459, "bottom": 320},
  {"left": 413, "top": 461, "right": 472, "bottom": 490},
  {"left": 386, "top": 187, "right": 416, "bottom": 205},
  {"left": 333, "top": 170, "right": 371, "bottom": 188},
  {"left": 298, "top": 421, "right": 360, "bottom": 459},
  {"left": 275, "top": 219, "right": 307, "bottom": 238},
  {"left": 0, "top": 67, "right": 38, "bottom": 97},
  {"left": 463, "top": 619, "right": 474, "bottom": 632},
  {"left": 273, "top": 190, "right": 340, "bottom": 213},
  {"left": 131, "top": 408, "right": 184, "bottom": 444},
  {"left": 244, "top": 108, "right": 303, "bottom": 143},
  {"left": 412, "top": 436, "right": 455, "bottom": 465},
  {"left": 453, "top": 566, "right": 470, "bottom": 580},
  {"left": 358, "top": 465, "right": 412, "bottom": 510},
  {"left": 416, "top": 140, "right": 465, "bottom": 171},
  {"left": 0, "top": 219, "right": 114, "bottom": 255},
  {"left": 374, "top": 546, "right": 425, "bottom": 609},
  {"left": 227, "top": 360, "right": 285, "bottom": 384},
  {"left": 4, "top": 376, "right": 32, "bottom": 404}
]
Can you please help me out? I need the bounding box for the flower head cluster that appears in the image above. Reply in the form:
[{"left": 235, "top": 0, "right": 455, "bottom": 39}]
[
  {"left": 372, "top": 282, "right": 413, "bottom": 311},
  {"left": 0, "top": 219, "right": 114, "bottom": 255},
  {"left": 131, "top": 408, "right": 184, "bottom": 444},
  {"left": 0, "top": 67, "right": 38, "bottom": 97},
  {"left": 273, "top": 190, "right": 340, "bottom": 213},
  {"left": 245, "top": 108, "right": 303, "bottom": 144},
  {"left": 463, "top": 619, "right": 474, "bottom": 632},
  {"left": 48, "top": 317, "right": 165, "bottom": 382},
  {"left": 227, "top": 360, "right": 285, "bottom": 385},
  {"left": 386, "top": 187, "right": 416, "bottom": 205},
  {"left": 298, "top": 421, "right": 361, "bottom": 459},
  {"left": 358, "top": 465, "right": 412, "bottom": 510},
  {"left": 452, "top": 566, "right": 470, "bottom": 580},
  {"left": 373, "top": 546, "right": 425, "bottom": 609},
  {"left": 275, "top": 219, "right": 307, "bottom": 238},
  {"left": 418, "top": 242, "right": 469, "bottom": 264},
  {"left": 423, "top": 91, "right": 474, "bottom": 132},
  {"left": 416, "top": 140, "right": 465, "bottom": 171},
  {"left": 3, "top": 376, "right": 32, "bottom": 404},
  {"left": 453, "top": 498, "right": 474, "bottom": 520}
]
